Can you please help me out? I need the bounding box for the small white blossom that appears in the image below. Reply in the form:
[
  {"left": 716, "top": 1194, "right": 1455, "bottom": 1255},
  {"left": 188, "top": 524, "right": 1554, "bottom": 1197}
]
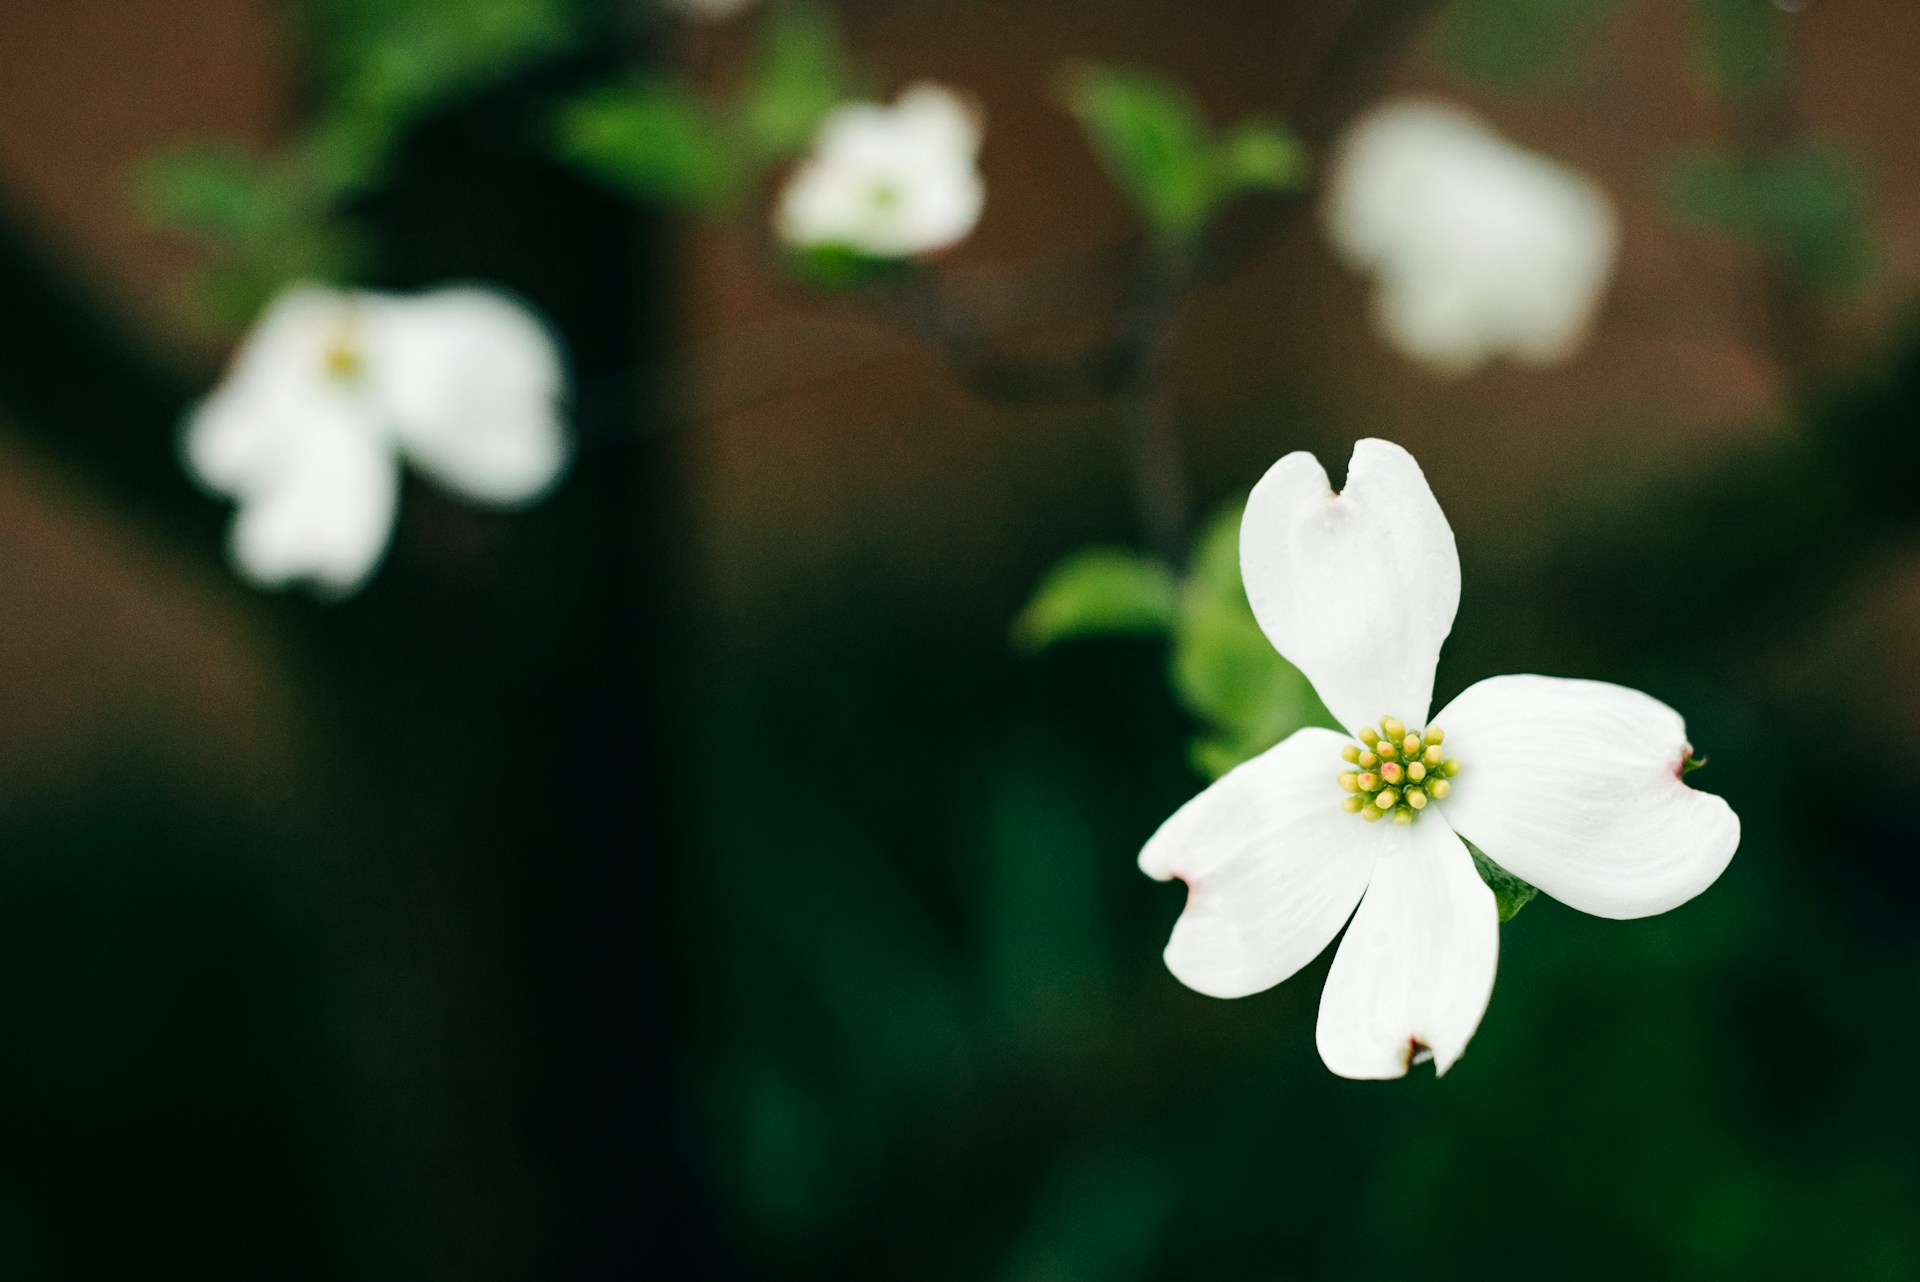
[
  {"left": 1141, "top": 440, "right": 1738, "bottom": 1079},
  {"left": 776, "top": 82, "right": 985, "bottom": 259},
  {"left": 184, "top": 284, "right": 570, "bottom": 597},
  {"left": 1323, "top": 99, "right": 1618, "bottom": 376}
]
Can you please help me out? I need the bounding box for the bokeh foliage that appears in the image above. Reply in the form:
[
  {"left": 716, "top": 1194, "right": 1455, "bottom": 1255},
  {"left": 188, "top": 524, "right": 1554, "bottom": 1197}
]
[
  {"left": 40, "top": 0, "right": 1915, "bottom": 1277},
  {"left": 1064, "top": 66, "right": 1306, "bottom": 248},
  {"left": 560, "top": 3, "right": 857, "bottom": 210},
  {"left": 141, "top": 0, "right": 588, "bottom": 323}
]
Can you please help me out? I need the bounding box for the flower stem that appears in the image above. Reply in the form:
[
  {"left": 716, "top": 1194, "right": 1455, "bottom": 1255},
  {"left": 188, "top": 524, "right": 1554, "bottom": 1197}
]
[{"left": 1118, "top": 251, "right": 1194, "bottom": 565}]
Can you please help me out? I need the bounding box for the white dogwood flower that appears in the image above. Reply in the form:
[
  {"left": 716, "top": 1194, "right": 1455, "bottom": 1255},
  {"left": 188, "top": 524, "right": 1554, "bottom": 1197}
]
[
  {"left": 184, "top": 284, "right": 570, "bottom": 597},
  {"left": 1323, "top": 99, "right": 1618, "bottom": 376},
  {"left": 776, "top": 82, "right": 985, "bottom": 258},
  {"left": 1140, "top": 440, "right": 1738, "bottom": 1079}
]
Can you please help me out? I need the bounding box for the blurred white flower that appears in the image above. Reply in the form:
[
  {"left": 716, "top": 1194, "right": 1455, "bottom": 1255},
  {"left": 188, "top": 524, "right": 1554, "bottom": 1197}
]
[
  {"left": 1323, "top": 99, "right": 1618, "bottom": 376},
  {"left": 776, "top": 82, "right": 985, "bottom": 258},
  {"left": 184, "top": 284, "right": 570, "bottom": 598},
  {"left": 1140, "top": 440, "right": 1738, "bottom": 1079}
]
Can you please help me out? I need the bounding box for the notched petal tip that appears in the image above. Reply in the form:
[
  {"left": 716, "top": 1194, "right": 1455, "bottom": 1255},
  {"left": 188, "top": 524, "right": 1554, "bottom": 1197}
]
[
  {"left": 1434, "top": 674, "right": 1741, "bottom": 919},
  {"left": 1347, "top": 436, "right": 1421, "bottom": 481},
  {"left": 1239, "top": 437, "right": 1460, "bottom": 735},
  {"left": 1676, "top": 742, "right": 1711, "bottom": 778}
]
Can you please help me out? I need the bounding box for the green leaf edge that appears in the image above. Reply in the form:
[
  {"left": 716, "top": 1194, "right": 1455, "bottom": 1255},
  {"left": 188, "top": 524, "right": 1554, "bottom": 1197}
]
[{"left": 1465, "top": 839, "right": 1539, "bottom": 923}]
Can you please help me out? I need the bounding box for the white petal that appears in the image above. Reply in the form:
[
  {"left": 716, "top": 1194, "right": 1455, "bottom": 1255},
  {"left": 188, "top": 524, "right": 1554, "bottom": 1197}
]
[
  {"left": 775, "top": 83, "right": 985, "bottom": 257},
  {"left": 367, "top": 288, "right": 571, "bottom": 506},
  {"left": 183, "top": 384, "right": 293, "bottom": 497},
  {"left": 1140, "top": 728, "right": 1384, "bottom": 999},
  {"left": 220, "top": 286, "right": 360, "bottom": 394},
  {"left": 184, "top": 286, "right": 364, "bottom": 496},
  {"left": 1323, "top": 98, "right": 1617, "bottom": 375},
  {"left": 1324, "top": 100, "right": 1493, "bottom": 271},
  {"left": 1370, "top": 273, "right": 1497, "bottom": 379},
  {"left": 1432, "top": 674, "right": 1740, "bottom": 919},
  {"left": 1315, "top": 817, "right": 1497, "bottom": 1079},
  {"left": 1239, "top": 439, "right": 1460, "bottom": 735},
  {"left": 892, "top": 82, "right": 984, "bottom": 158},
  {"left": 227, "top": 404, "right": 399, "bottom": 597}
]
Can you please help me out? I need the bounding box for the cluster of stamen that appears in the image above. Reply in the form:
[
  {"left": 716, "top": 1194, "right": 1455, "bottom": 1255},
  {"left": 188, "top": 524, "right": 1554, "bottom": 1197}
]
[
  {"left": 323, "top": 316, "right": 366, "bottom": 382},
  {"left": 1337, "top": 716, "right": 1460, "bottom": 825}
]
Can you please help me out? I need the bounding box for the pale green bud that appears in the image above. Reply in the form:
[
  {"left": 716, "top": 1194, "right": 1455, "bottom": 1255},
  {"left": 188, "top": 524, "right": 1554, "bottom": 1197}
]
[
  {"left": 1406, "top": 761, "right": 1427, "bottom": 783},
  {"left": 1338, "top": 772, "right": 1360, "bottom": 793},
  {"left": 1405, "top": 787, "right": 1428, "bottom": 810},
  {"left": 1342, "top": 744, "right": 1361, "bottom": 764},
  {"left": 1428, "top": 778, "right": 1451, "bottom": 800}
]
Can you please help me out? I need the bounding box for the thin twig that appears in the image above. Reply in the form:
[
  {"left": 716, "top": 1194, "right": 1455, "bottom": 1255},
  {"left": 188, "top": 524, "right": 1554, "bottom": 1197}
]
[
  {"left": 1119, "top": 251, "right": 1196, "bottom": 562},
  {"left": 1725, "top": 69, "right": 1824, "bottom": 388}
]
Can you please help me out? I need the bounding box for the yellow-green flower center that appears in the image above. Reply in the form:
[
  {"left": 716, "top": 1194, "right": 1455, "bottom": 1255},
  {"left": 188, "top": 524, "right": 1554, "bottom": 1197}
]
[
  {"left": 1336, "top": 716, "right": 1461, "bottom": 826},
  {"left": 323, "top": 334, "right": 364, "bottom": 381}
]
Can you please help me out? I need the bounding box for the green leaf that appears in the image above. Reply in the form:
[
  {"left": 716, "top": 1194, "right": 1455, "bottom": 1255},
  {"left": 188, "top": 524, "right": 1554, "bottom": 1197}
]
[
  {"left": 302, "top": 0, "right": 580, "bottom": 196},
  {"left": 1170, "top": 504, "right": 1331, "bottom": 778},
  {"left": 1687, "top": 0, "right": 1784, "bottom": 103},
  {"left": 784, "top": 243, "right": 917, "bottom": 291},
  {"left": 138, "top": 144, "right": 364, "bottom": 323},
  {"left": 1065, "top": 65, "right": 1306, "bottom": 246},
  {"left": 320, "top": 0, "right": 580, "bottom": 128},
  {"left": 1667, "top": 144, "right": 1876, "bottom": 294},
  {"left": 1440, "top": 0, "right": 1623, "bottom": 88},
  {"left": 1065, "top": 66, "right": 1218, "bottom": 243},
  {"left": 299, "top": 113, "right": 406, "bottom": 199},
  {"left": 739, "top": 1, "right": 856, "bottom": 161},
  {"left": 556, "top": 2, "right": 851, "bottom": 210},
  {"left": 1172, "top": 592, "right": 1315, "bottom": 777},
  {"left": 1467, "top": 840, "right": 1539, "bottom": 922},
  {"left": 1018, "top": 503, "right": 1330, "bottom": 777},
  {"left": 1014, "top": 550, "right": 1179, "bottom": 653},
  {"left": 559, "top": 82, "right": 744, "bottom": 209},
  {"left": 1219, "top": 121, "right": 1306, "bottom": 193}
]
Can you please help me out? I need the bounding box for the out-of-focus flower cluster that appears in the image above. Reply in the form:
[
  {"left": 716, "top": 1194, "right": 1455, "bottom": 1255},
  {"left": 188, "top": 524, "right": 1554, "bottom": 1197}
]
[
  {"left": 1323, "top": 99, "right": 1618, "bottom": 376},
  {"left": 184, "top": 286, "right": 568, "bottom": 595}
]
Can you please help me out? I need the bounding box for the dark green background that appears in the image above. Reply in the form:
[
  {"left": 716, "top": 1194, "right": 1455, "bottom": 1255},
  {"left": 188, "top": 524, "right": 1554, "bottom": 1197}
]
[{"left": 0, "top": 2, "right": 1914, "bottom": 1279}]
